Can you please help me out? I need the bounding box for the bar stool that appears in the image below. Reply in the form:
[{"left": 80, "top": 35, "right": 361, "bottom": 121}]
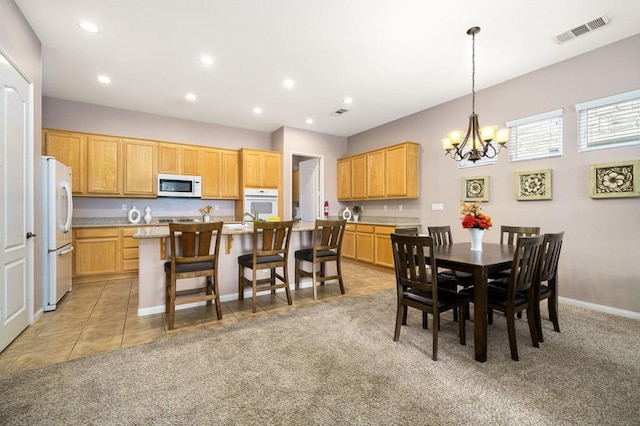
[
  {"left": 164, "top": 221, "right": 224, "bottom": 330},
  {"left": 238, "top": 220, "right": 294, "bottom": 313},
  {"left": 294, "top": 219, "right": 346, "bottom": 300}
]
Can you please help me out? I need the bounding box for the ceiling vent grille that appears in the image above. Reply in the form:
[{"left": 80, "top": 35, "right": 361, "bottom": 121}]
[
  {"left": 553, "top": 15, "right": 611, "bottom": 44},
  {"left": 330, "top": 108, "right": 349, "bottom": 116}
]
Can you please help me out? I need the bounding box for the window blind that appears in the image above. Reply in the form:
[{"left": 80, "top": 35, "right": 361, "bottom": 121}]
[
  {"left": 506, "top": 109, "right": 563, "bottom": 162},
  {"left": 576, "top": 89, "right": 640, "bottom": 152}
]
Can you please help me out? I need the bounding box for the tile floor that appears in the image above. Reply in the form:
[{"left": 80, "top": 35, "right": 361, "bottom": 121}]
[{"left": 0, "top": 261, "right": 395, "bottom": 376}]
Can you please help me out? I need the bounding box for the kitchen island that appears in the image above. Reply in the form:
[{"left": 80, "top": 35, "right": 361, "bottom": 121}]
[{"left": 133, "top": 222, "right": 316, "bottom": 316}]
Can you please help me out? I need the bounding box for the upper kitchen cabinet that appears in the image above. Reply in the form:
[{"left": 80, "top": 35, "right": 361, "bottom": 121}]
[
  {"left": 239, "top": 148, "right": 281, "bottom": 189},
  {"left": 86, "top": 134, "right": 123, "bottom": 196},
  {"left": 123, "top": 139, "right": 157, "bottom": 197},
  {"left": 201, "top": 148, "right": 239, "bottom": 199},
  {"left": 158, "top": 143, "right": 201, "bottom": 176},
  {"left": 337, "top": 142, "right": 419, "bottom": 200},
  {"left": 43, "top": 129, "right": 86, "bottom": 194}
]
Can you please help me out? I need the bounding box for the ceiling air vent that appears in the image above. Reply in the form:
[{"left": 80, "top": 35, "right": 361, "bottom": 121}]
[
  {"left": 330, "top": 108, "right": 349, "bottom": 117},
  {"left": 553, "top": 15, "right": 611, "bottom": 44}
]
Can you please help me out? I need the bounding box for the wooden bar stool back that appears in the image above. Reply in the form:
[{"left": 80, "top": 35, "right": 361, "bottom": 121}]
[
  {"left": 294, "top": 219, "right": 347, "bottom": 300},
  {"left": 164, "top": 221, "right": 224, "bottom": 330},
  {"left": 238, "top": 220, "right": 294, "bottom": 313}
]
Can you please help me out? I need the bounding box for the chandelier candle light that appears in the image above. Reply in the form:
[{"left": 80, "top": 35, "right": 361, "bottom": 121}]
[
  {"left": 460, "top": 201, "right": 492, "bottom": 251},
  {"left": 442, "top": 27, "right": 509, "bottom": 162}
]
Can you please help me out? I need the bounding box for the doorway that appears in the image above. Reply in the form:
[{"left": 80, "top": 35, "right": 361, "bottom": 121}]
[{"left": 292, "top": 153, "right": 323, "bottom": 222}]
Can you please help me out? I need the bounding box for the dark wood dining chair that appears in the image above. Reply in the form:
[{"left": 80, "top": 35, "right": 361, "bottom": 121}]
[
  {"left": 462, "top": 235, "right": 544, "bottom": 361},
  {"left": 488, "top": 225, "right": 541, "bottom": 283},
  {"left": 294, "top": 219, "right": 346, "bottom": 300},
  {"left": 427, "top": 225, "right": 475, "bottom": 288},
  {"left": 394, "top": 226, "right": 420, "bottom": 236},
  {"left": 533, "top": 232, "right": 564, "bottom": 342},
  {"left": 164, "top": 221, "right": 224, "bottom": 330},
  {"left": 238, "top": 220, "right": 294, "bottom": 313},
  {"left": 391, "top": 234, "right": 466, "bottom": 361}
]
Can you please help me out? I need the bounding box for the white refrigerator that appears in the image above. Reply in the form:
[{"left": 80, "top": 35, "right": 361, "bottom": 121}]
[{"left": 42, "top": 157, "right": 74, "bottom": 311}]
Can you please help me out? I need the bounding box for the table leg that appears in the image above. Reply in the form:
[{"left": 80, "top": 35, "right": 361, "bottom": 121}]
[{"left": 473, "top": 267, "right": 488, "bottom": 362}]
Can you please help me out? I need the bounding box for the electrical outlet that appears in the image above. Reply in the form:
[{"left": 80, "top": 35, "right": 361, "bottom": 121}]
[
  {"left": 121, "top": 204, "right": 127, "bottom": 211},
  {"left": 432, "top": 203, "right": 444, "bottom": 211},
  {"left": 214, "top": 205, "right": 220, "bottom": 211},
  {"left": 399, "top": 204, "right": 403, "bottom": 211}
]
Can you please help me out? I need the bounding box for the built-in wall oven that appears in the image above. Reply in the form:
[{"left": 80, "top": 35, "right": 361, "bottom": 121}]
[{"left": 244, "top": 188, "right": 278, "bottom": 220}]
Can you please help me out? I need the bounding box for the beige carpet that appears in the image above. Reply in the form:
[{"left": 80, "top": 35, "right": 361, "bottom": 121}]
[{"left": 1, "top": 289, "right": 638, "bottom": 425}]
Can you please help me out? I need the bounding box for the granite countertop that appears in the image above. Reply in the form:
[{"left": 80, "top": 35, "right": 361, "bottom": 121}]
[{"left": 73, "top": 216, "right": 421, "bottom": 229}]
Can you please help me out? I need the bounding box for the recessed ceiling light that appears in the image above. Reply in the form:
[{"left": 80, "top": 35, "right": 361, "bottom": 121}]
[
  {"left": 253, "top": 107, "right": 262, "bottom": 115},
  {"left": 344, "top": 97, "right": 353, "bottom": 105},
  {"left": 306, "top": 118, "right": 314, "bottom": 124},
  {"left": 283, "top": 79, "right": 295, "bottom": 89},
  {"left": 199, "top": 55, "right": 214, "bottom": 66},
  {"left": 97, "top": 75, "right": 111, "bottom": 84},
  {"left": 185, "top": 93, "right": 197, "bottom": 101},
  {"left": 79, "top": 21, "right": 100, "bottom": 33}
]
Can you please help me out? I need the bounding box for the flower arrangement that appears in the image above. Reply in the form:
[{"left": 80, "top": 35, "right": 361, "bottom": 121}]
[{"left": 460, "top": 201, "right": 492, "bottom": 230}]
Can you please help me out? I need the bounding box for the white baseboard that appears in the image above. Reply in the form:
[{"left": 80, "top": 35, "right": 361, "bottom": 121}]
[
  {"left": 137, "top": 280, "right": 320, "bottom": 317},
  {"left": 559, "top": 296, "right": 640, "bottom": 320}
]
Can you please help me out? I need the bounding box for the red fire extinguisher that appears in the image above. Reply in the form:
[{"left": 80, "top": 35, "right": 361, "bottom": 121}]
[{"left": 324, "top": 201, "right": 329, "bottom": 217}]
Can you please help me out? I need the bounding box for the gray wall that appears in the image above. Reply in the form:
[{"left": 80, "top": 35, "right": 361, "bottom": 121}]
[
  {"left": 348, "top": 34, "right": 640, "bottom": 313},
  {"left": 0, "top": 0, "right": 42, "bottom": 316}
]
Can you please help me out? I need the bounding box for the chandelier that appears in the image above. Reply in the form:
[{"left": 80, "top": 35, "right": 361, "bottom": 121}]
[{"left": 441, "top": 27, "right": 509, "bottom": 162}]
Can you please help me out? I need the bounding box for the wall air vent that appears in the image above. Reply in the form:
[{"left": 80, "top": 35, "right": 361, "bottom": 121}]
[
  {"left": 553, "top": 15, "right": 611, "bottom": 44},
  {"left": 330, "top": 108, "right": 349, "bottom": 116}
]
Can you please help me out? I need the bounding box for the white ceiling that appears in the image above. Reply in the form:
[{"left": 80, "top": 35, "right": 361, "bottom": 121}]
[{"left": 15, "top": 0, "right": 640, "bottom": 137}]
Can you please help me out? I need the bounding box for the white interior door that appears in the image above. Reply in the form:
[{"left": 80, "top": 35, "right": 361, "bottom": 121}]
[
  {"left": 0, "top": 53, "right": 32, "bottom": 352},
  {"left": 299, "top": 158, "right": 319, "bottom": 222}
]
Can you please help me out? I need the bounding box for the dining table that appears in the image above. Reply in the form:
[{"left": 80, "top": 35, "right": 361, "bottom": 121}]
[{"left": 428, "top": 242, "right": 516, "bottom": 362}]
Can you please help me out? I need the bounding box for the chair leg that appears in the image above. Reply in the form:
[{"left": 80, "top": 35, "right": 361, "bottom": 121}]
[
  {"left": 394, "top": 303, "right": 404, "bottom": 341},
  {"left": 238, "top": 265, "right": 244, "bottom": 300},
  {"left": 506, "top": 309, "right": 519, "bottom": 361},
  {"left": 526, "top": 307, "right": 539, "bottom": 348},
  {"left": 320, "top": 262, "right": 326, "bottom": 286},
  {"left": 251, "top": 269, "right": 258, "bottom": 313},
  {"left": 488, "top": 308, "right": 494, "bottom": 325},
  {"left": 535, "top": 301, "right": 544, "bottom": 343},
  {"left": 209, "top": 276, "right": 222, "bottom": 320},
  {"left": 432, "top": 311, "right": 439, "bottom": 361},
  {"left": 167, "top": 276, "right": 176, "bottom": 330},
  {"left": 282, "top": 264, "right": 292, "bottom": 306},
  {"left": 549, "top": 294, "right": 560, "bottom": 333},
  {"left": 336, "top": 258, "right": 345, "bottom": 294},
  {"left": 294, "top": 258, "right": 300, "bottom": 290},
  {"left": 422, "top": 312, "right": 428, "bottom": 329},
  {"left": 270, "top": 269, "right": 276, "bottom": 295},
  {"left": 458, "top": 306, "right": 466, "bottom": 345},
  {"left": 402, "top": 305, "right": 408, "bottom": 325},
  {"left": 311, "top": 260, "right": 318, "bottom": 300}
]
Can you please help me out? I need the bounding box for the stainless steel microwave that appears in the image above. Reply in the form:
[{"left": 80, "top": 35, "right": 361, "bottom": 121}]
[{"left": 157, "top": 174, "right": 202, "bottom": 198}]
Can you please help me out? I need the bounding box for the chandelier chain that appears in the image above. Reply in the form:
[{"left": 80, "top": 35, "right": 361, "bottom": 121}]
[{"left": 471, "top": 30, "right": 476, "bottom": 115}]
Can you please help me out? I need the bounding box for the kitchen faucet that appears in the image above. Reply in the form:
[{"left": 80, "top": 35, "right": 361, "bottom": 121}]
[{"left": 243, "top": 211, "right": 257, "bottom": 225}]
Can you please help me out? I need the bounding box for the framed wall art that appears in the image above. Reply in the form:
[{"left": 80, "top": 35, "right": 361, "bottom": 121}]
[
  {"left": 590, "top": 160, "right": 640, "bottom": 199},
  {"left": 515, "top": 169, "right": 552, "bottom": 201},
  {"left": 462, "top": 176, "right": 489, "bottom": 202}
]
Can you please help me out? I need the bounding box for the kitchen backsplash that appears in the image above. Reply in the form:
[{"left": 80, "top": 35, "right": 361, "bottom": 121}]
[{"left": 73, "top": 197, "right": 236, "bottom": 219}]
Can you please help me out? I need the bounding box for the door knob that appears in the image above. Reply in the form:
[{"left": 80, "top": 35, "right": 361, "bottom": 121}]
[{"left": 26, "top": 232, "right": 37, "bottom": 239}]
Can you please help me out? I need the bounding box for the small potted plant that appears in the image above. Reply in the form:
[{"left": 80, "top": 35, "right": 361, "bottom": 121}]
[{"left": 352, "top": 205, "right": 361, "bottom": 222}]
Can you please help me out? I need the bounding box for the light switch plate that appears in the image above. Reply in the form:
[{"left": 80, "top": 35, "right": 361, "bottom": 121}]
[{"left": 432, "top": 203, "right": 444, "bottom": 211}]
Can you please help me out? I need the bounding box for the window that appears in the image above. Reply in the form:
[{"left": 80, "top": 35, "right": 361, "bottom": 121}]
[
  {"left": 576, "top": 89, "right": 640, "bottom": 152},
  {"left": 456, "top": 155, "right": 497, "bottom": 169},
  {"left": 506, "top": 109, "right": 563, "bottom": 162}
]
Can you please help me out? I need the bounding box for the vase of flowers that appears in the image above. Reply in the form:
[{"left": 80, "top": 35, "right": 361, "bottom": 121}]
[{"left": 460, "top": 201, "right": 492, "bottom": 251}]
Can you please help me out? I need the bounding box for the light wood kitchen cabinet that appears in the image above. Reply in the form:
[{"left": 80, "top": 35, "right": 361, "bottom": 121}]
[
  {"left": 337, "top": 158, "right": 351, "bottom": 200},
  {"left": 121, "top": 227, "right": 139, "bottom": 272},
  {"left": 342, "top": 223, "right": 356, "bottom": 259},
  {"left": 158, "top": 143, "right": 201, "bottom": 176},
  {"left": 337, "top": 142, "right": 419, "bottom": 200},
  {"left": 385, "top": 142, "right": 419, "bottom": 198},
  {"left": 373, "top": 225, "right": 395, "bottom": 268},
  {"left": 366, "top": 150, "right": 385, "bottom": 198},
  {"left": 240, "top": 148, "right": 281, "bottom": 189},
  {"left": 351, "top": 154, "right": 367, "bottom": 199},
  {"left": 123, "top": 139, "right": 157, "bottom": 197},
  {"left": 43, "top": 129, "right": 86, "bottom": 194},
  {"left": 86, "top": 135, "right": 122, "bottom": 195},
  {"left": 201, "top": 148, "right": 239, "bottom": 199},
  {"left": 292, "top": 170, "right": 300, "bottom": 203},
  {"left": 73, "top": 228, "right": 120, "bottom": 277},
  {"left": 355, "top": 224, "right": 374, "bottom": 263}
]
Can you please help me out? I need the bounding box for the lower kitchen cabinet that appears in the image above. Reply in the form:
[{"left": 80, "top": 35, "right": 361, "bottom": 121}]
[
  {"left": 73, "top": 227, "right": 139, "bottom": 283},
  {"left": 373, "top": 225, "right": 395, "bottom": 268},
  {"left": 342, "top": 224, "right": 355, "bottom": 259},
  {"left": 354, "top": 224, "right": 374, "bottom": 264},
  {"left": 342, "top": 223, "right": 396, "bottom": 268}
]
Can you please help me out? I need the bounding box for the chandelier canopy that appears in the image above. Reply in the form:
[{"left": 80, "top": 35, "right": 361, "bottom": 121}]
[{"left": 442, "top": 27, "right": 509, "bottom": 163}]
